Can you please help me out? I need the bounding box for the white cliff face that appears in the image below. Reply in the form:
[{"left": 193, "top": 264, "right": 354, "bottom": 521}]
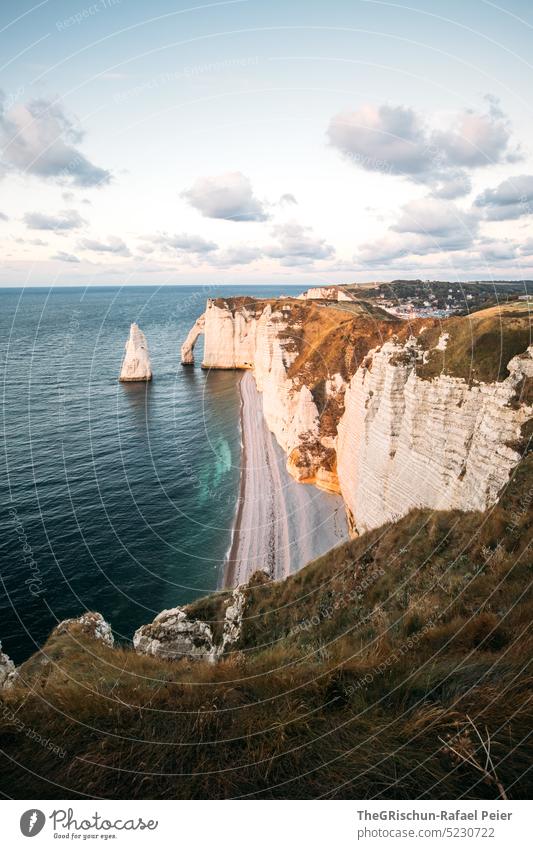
[
  {"left": 119, "top": 323, "right": 152, "bottom": 382},
  {"left": 337, "top": 341, "right": 533, "bottom": 533},
  {"left": 202, "top": 300, "right": 257, "bottom": 369},
  {"left": 298, "top": 286, "right": 355, "bottom": 302},
  {"left": 183, "top": 299, "right": 532, "bottom": 531},
  {"left": 199, "top": 299, "right": 337, "bottom": 488}
]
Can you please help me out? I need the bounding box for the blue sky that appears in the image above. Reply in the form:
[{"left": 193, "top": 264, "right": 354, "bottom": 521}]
[{"left": 1, "top": 0, "right": 533, "bottom": 284}]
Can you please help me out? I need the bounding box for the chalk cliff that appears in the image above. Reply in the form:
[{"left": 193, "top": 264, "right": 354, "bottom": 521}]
[
  {"left": 297, "top": 285, "right": 355, "bottom": 301},
  {"left": 119, "top": 323, "right": 152, "bottom": 382},
  {"left": 337, "top": 340, "right": 533, "bottom": 533},
  {"left": 183, "top": 298, "right": 532, "bottom": 532},
  {"left": 186, "top": 297, "right": 358, "bottom": 491}
]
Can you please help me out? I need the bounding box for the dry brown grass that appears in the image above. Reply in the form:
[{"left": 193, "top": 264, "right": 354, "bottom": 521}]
[
  {"left": 1, "top": 455, "right": 531, "bottom": 800},
  {"left": 417, "top": 302, "right": 532, "bottom": 383}
]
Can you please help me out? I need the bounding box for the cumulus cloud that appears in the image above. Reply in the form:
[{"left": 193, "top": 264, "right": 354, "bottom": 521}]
[
  {"left": 211, "top": 244, "right": 263, "bottom": 267},
  {"left": 358, "top": 198, "right": 478, "bottom": 264},
  {"left": 52, "top": 251, "right": 80, "bottom": 263},
  {"left": 279, "top": 193, "right": 298, "bottom": 206},
  {"left": 146, "top": 232, "right": 218, "bottom": 254},
  {"left": 474, "top": 174, "right": 533, "bottom": 220},
  {"left": 328, "top": 100, "right": 520, "bottom": 198},
  {"left": 519, "top": 239, "right": 533, "bottom": 257},
  {"left": 0, "top": 93, "right": 111, "bottom": 187},
  {"left": 182, "top": 172, "right": 267, "bottom": 221},
  {"left": 24, "top": 209, "right": 86, "bottom": 230},
  {"left": 16, "top": 236, "right": 47, "bottom": 246},
  {"left": 431, "top": 171, "right": 472, "bottom": 199},
  {"left": 392, "top": 197, "right": 478, "bottom": 246},
  {"left": 477, "top": 239, "right": 518, "bottom": 261},
  {"left": 264, "top": 221, "right": 334, "bottom": 263},
  {"left": 432, "top": 110, "right": 514, "bottom": 168},
  {"left": 78, "top": 236, "right": 131, "bottom": 256}
]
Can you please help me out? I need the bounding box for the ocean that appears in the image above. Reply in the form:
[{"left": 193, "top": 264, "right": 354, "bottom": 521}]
[{"left": 0, "top": 284, "right": 295, "bottom": 663}]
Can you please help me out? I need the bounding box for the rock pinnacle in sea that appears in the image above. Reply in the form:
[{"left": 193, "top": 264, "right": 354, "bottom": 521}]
[{"left": 119, "top": 322, "right": 152, "bottom": 382}]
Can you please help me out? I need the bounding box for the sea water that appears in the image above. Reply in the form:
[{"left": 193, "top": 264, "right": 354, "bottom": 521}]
[{"left": 0, "top": 284, "right": 293, "bottom": 662}]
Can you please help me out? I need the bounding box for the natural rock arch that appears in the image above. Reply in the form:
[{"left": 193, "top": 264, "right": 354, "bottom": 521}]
[{"left": 180, "top": 313, "right": 205, "bottom": 365}]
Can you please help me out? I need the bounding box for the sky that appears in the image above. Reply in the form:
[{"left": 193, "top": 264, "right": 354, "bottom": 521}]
[{"left": 1, "top": 0, "right": 533, "bottom": 286}]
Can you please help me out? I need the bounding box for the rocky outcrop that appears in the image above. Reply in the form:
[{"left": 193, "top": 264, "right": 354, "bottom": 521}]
[
  {"left": 119, "top": 323, "right": 152, "bottom": 382},
  {"left": 337, "top": 341, "right": 533, "bottom": 533},
  {"left": 181, "top": 313, "right": 205, "bottom": 364},
  {"left": 133, "top": 587, "right": 246, "bottom": 663},
  {"left": 54, "top": 612, "right": 114, "bottom": 647},
  {"left": 298, "top": 286, "right": 355, "bottom": 302},
  {"left": 219, "top": 587, "right": 246, "bottom": 654},
  {"left": 0, "top": 642, "right": 16, "bottom": 689},
  {"left": 133, "top": 608, "right": 216, "bottom": 662}
]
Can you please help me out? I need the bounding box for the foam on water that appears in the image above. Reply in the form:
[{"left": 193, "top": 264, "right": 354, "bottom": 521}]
[{"left": 0, "top": 284, "right": 289, "bottom": 662}]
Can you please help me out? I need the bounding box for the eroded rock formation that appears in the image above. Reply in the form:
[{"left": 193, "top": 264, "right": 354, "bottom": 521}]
[
  {"left": 133, "top": 587, "right": 246, "bottom": 663},
  {"left": 119, "top": 323, "right": 152, "bottom": 382},
  {"left": 0, "top": 642, "right": 16, "bottom": 689},
  {"left": 181, "top": 313, "right": 205, "bottom": 364},
  {"left": 182, "top": 297, "right": 533, "bottom": 534},
  {"left": 54, "top": 612, "right": 115, "bottom": 647}
]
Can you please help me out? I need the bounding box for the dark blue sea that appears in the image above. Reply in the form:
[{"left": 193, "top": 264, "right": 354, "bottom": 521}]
[{"left": 0, "top": 284, "right": 297, "bottom": 663}]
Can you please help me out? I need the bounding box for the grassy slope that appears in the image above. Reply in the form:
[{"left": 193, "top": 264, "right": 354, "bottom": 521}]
[
  {"left": 1, "top": 455, "right": 531, "bottom": 800},
  {"left": 416, "top": 303, "right": 532, "bottom": 383}
]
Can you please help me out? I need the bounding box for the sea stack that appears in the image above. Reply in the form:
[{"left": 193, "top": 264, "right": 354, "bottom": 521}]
[{"left": 119, "top": 322, "right": 152, "bottom": 382}]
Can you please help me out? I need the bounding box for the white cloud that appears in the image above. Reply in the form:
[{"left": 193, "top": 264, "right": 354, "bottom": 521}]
[
  {"left": 16, "top": 237, "right": 47, "bottom": 246},
  {"left": 358, "top": 197, "right": 479, "bottom": 263},
  {"left": 52, "top": 251, "right": 80, "bottom": 263},
  {"left": 477, "top": 239, "right": 518, "bottom": 261},
  {"left": 328, "top": 99, "right": 520, "bottom": 198},
  {"left": 264, "top": 221, "right": 334, "bottom": 262},
  {"left": 182, "top": 171, "right": 267, "bottom": 221},
  {"left": 432, "top": 110, "right": 514, "bottom": 168},
  {"left": 0, "top": 93, "right": 111, "bottom": 187},
  {"left": 474, "top": 174, "right": 533, "bottom": 220},
  {"left": 393, "top": 197, "right": 478, "bottom": 244},
  {"left": 146, "top": 232, "right": 218, "bottom": 254},
  {"left": 24, "top": 209, "right": 86, "bottom": 230},
  {"left": 279, "top": 193, "right": 298, "bottom": 206},
  {"left": 78, "top": 236, "right": 131, "bottom": 256},
  {"left": 211, "top": 244, "right": 263, "bottom": 266}
]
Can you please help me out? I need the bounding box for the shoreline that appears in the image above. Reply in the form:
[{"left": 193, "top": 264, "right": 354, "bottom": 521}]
[
  {"left": 223, "top": 371, "right": 348, "bottom": 588},
  {"left": 222, "top": 373, "right": 246, "bottom": 589}
]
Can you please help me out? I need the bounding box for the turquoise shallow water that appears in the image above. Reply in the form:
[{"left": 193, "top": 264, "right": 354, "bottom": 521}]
[{"left": 0, "top": 284, "right": 294, "bottom": 662}]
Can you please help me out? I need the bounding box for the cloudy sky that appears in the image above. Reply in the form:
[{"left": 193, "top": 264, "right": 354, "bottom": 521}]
[{"left": 1, "top": 0, "right": 533, "bottom": 285}]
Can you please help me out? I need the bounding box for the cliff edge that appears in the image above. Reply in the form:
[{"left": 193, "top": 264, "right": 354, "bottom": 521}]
[{"left": 182, "top": 298, "right": 532, "bottom": 533}]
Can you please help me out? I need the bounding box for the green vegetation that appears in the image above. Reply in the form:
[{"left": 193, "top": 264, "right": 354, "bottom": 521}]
[
  {"left": 417, "top": 303, "right": 532, "bottom": 383},
  {"left": 343, "top": 279, "right": 533, "bottom": 315},
  {"left": 1, "top": 456, "right": 531, "bottom": 800}
]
